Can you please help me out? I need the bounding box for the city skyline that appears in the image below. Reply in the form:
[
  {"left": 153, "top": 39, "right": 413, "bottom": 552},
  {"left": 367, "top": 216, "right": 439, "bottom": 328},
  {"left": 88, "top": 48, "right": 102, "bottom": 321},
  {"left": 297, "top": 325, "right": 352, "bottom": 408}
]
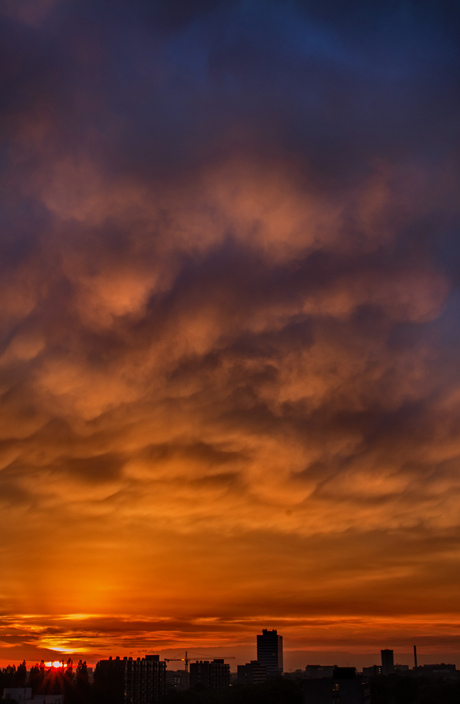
[
  {"left": 1, "top": 623, "right": 458, "bottom": 672},
  {"left": 3, "top": 645, "right": 458, "bottom": 704},
  {"left": 1, "top": 0, "right": 460, "bottom": 671},
  {"left": 1, "top": 643, "right": 457, "bottom": 675}
]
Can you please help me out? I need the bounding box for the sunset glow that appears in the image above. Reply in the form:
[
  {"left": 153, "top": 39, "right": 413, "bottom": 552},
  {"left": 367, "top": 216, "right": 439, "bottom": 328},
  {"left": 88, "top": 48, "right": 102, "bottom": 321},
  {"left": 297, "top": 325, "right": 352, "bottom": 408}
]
[{"left": 1, "top": 0, "right": 460, "bottom": 673}]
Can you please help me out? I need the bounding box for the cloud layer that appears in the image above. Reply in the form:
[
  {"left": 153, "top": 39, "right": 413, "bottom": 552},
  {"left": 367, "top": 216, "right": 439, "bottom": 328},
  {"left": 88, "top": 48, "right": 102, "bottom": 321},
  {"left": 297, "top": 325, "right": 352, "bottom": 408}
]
[{"left": 1, "top": 0, "right": 460, "bottom": 667}]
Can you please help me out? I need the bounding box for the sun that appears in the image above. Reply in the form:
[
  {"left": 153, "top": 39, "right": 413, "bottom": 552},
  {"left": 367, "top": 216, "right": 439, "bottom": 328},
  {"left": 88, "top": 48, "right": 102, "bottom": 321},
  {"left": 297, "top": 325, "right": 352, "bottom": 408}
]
[{"left": 45, "top": 661, "right": 64, "bottom": 669}]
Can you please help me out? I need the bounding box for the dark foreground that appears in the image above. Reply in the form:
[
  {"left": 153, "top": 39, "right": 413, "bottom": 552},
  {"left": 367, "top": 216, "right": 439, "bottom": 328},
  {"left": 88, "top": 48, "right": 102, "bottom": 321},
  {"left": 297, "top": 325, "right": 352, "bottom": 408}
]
[{"left": 2, "top": 664, "right": 460, "bottom": 704}]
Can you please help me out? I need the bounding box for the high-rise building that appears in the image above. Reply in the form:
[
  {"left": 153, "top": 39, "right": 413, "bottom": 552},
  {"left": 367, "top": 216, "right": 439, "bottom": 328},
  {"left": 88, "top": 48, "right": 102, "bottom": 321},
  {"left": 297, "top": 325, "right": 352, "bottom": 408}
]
[
  {"left": 164, "top": 670, "right": 189, "bottom": 691},
  {"left": 189, "top": 660, "right": 230, "bottom": 690},
  {"left": 257, "top": 629, "right": 283, "bottom": 677},
  {"left": 95, "top": 655, "right": 166, "bottom": 704},
  {"left": 381, "top": 650, "right": 394, "bottom": 676},
  {"left": 124, "top": 655, "right": 166, "bottom": 704},
  {"left": 94, "top": 656, "right": 126, "bottom": 704}
]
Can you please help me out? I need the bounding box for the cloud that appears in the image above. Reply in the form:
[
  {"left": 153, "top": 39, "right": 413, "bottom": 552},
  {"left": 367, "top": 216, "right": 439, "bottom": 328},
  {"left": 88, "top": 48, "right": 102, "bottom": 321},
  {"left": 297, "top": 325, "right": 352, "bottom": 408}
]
[{"left": 1, "top": 0, "right": 460, "bottom": 667}]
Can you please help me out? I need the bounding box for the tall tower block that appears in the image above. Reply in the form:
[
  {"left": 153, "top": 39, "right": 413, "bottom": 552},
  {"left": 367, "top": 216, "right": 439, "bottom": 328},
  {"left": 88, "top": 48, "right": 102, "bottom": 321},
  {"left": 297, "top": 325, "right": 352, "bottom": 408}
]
[
  {"left": 257, "top": 629, "right": 283, "bottom": 677},
  {"left": 381, "top": 649, "right": 394, "bottom": 676}
]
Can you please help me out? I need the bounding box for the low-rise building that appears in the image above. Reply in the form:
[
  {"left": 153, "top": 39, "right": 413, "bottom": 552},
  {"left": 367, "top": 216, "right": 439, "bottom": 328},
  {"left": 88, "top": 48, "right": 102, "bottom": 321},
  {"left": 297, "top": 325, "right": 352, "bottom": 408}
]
[
  {"left": 362, "top": 665, "right": 381, "bottom": 677},
  {"left": 305, "top": 666, "right": 335, "bottom": 679},
  {"left": 2, "top": 688, "right": 32, "bottom": 703},
  {"left": 2, "top": 689, "right": 63, "bottom": 704},
  {"left": 414, "top": 664, "right": 458, "bottom": 678},
  {"left": 237, "top": 660, "right": 267, "bottom": 685},
  {"left": 303, "top": 667, "right": 370, "bottom": 704}
]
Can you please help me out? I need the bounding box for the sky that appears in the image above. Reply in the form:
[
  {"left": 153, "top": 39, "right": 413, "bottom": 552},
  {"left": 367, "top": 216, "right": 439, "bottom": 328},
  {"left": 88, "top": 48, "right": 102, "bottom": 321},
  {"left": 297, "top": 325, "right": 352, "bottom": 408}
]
[{"left": 1, "top": 0, "right": 460, "bottom": 672}]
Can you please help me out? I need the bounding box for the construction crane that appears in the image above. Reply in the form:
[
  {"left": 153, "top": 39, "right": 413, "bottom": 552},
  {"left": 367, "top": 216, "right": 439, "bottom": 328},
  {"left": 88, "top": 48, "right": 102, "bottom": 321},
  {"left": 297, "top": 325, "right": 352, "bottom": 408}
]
[{"left": 164, "top": 651, "right": 235, "bottom": 672}]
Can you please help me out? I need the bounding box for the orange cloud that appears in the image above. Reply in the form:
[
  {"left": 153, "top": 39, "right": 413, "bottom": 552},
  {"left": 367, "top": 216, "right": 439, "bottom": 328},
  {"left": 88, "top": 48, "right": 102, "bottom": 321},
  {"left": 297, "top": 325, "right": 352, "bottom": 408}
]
[{"left": 1, "top": 0, "right": 460, "bottom": 671}]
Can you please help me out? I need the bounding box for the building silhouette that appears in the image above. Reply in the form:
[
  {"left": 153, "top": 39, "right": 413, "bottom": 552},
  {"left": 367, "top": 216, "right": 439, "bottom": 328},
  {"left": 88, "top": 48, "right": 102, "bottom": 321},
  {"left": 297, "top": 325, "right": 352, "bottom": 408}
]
[
  {"left": 257, "top": 629, "right": 283, "bottom": 677},
  {"left": 416, "top": 663, "right": 457, "bottom": 678},
  {"left": 3, "top": 690, "right": 63, "bottom": 704},
  {"left": 303, "top": 668, "right": 370, "bottom": 704},
  {"left": 164, "top": 670, "right": 189, "bottom": 691},
  {"left": 189, "top": 660, "right": 230, "bottom": 690},
  {"left": 362, "top": 665, "right": 381, "bottom": 677},
  {"left": 95, "top": 655, "right": 165, "bottom": 704},
  {"left": 125, "top": 655, "right": 166, "bottom": 704},
  {"left": 381, "top": 650, "right": 394, "bottom": 676},
  {"left": 304, "top": 665, "right": 335, "bottom": 679},
  {"left": 94, "top": 656, "right": 126, "bottom": 704},
  {"left": 237, "top": 660, "right": 267, "bottom": 685}
]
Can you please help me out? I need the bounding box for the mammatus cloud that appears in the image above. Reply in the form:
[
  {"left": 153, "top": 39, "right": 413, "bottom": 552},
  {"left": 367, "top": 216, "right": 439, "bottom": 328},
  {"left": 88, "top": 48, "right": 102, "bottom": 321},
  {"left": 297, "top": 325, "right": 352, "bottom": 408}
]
[{"left": 1, "top": 0, "right": 460, "bottom": 667}]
